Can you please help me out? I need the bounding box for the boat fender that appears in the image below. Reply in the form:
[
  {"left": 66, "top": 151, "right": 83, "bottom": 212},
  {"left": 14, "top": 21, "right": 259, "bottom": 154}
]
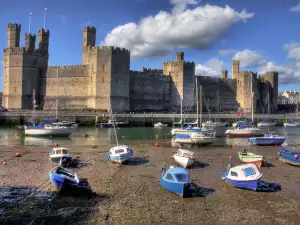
[
  {"left": 295, "top": 154, "right": 299, "bottom": 159},
  {"left": 2, "top": 161, "right": 7, "bottom": 165},
  {"left": 277, "top": 152, "right": 281, "bottom": 156}
]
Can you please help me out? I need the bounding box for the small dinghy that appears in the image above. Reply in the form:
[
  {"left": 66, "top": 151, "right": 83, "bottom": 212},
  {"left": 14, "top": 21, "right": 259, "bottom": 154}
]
[
  {"left": 49, "top": 147, "right": 72, "bottom": 167},
  {"left": 238, "top": 150, "right": 264, "bottom": 168},
  {"left": 160, "top": 166, "right": 191, "bottom": 197},
  {"left": 49, "top": 166, "right": 92, "bottom": 195},
  {"left": 249, "top": 132, "right": 286, "bottom": 146},
  {"left": 278, "top": 147, "right": 300, "bottom": 166},
  {"left": 173, "top": 149, "right": 195, "bottom": 168},
  {"left": 106, "top": 145, "right": 133, "bottom": 164},
  {"left": 221, "top": 164, "right": 262, "bottom": 191}
]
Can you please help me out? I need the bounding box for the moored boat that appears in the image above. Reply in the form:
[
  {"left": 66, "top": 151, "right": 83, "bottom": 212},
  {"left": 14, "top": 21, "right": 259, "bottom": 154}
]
[
  {"left": 225, "top": 127, "right": 263, "bottom": 138},
  {"left": 173, "top": 149, "right": 195, "bottom": 168},
  {"left": 257, "top": 121, "right": 276, "bottom": 128},
  {"left": 49, "top": 147, "right": 72, "bottom": 167},
  {"left": 237, "top": 150, "right": 264, "bottom": 168},
  {"left": 154, "top": 122, "right": 168, "bottom": 128},
  {"left": 283, "top": 120, "right": 300, "bottom": 127},
  {"left": 174, "top": 132, "right": 215, "bottom": 145},
  {"left": 278, "top": 147, "right": 300, "bottom": 166},
  {"left": 160, "top": 166, "right": 191, "bottom": 197},
  {"left": 221, "top": 164, "right": 263, "bottom": 191},
  {"left": 249, "top": 132, "right": 285, "bottom": 146},
  {"left": 25, "top": 123, "right": 77, "bottom": 137},
  {"left": 171, "top": 125, "right": 208, "bottom": 136},
  {"left": 106, "top": 145, "right": 134, "bottom": 163},
  {"left": 202, "top": 121, "right": 227, "bottom": 128},
  {"left": 49, "top": 166, "right": 92, "bottom": 195}
]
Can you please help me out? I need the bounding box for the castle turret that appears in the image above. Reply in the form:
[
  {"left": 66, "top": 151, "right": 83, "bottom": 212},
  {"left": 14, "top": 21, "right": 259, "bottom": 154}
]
[
  {"left": 163, "top": 52, "right": 195, "bottom": 111},
  {"left": 38, "top": 28, "right": 49, "bottom": 52},
  {"left": 7, "top": 23, "right": 21, "bottom": 48},
  {"left": 232, "top": 60, "right": 240, "bottom": 79},
  {"left": 263, "top": 71, "right": 279, "bottom": 112},
  {"left": 222, "top": 69, "right": 228, "bottom": 79},
  {"left": 82, "top": 26, "right": 96, "bottom": 64},
  {"left": 25, "top": 33, "right": 36, "bottom": 51}
]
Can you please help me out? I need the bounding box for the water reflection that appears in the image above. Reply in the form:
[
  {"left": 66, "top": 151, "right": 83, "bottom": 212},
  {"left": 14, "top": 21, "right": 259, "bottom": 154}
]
[{"left": 0, "top": 125, "right": 300, "bottom": 147}]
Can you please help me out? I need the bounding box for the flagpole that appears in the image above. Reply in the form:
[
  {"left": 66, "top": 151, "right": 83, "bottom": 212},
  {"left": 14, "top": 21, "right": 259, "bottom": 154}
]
[
  {"left": 29, "top": 12, "right": 33, "bottom": 34},
  {"left": 44, "top": 8, "right": 47, "bottom": 30}
]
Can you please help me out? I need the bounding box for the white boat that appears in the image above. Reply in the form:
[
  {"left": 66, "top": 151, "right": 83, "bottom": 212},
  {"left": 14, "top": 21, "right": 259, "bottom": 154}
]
[
  {"left": 49, "top": 147, "right": 72, "bottom": 167},
  {"left": 52, "top": 121, "right": 76, "bottom": 127},
  {"left": 283, "top": 121, "right": 300, "bottom": 127},
  {"left": 171, "top": 126, "right": 208, "bottom": 136},
  {"left": 106, "top": 101, "right": 133, "bottom": 164},
  {"left": 173, "top": 149, "right": 195, "bottom": 168},
  {"left": 25, "top": 124, "right": 77, "bottom": 137},
  {"left": 175, "top": 132, "right": 215, "bottom": 145},
  {"left": 202, "top": 121, "right": 227, "bottom": 128},
  {"left": 154, "top": 122, "right": 168, "bottom": 128},
  {"left": 232, "top": 121, "right": 252, "bottom": 128},
  {"left": 225, "top": 127, "right": 263, "bottom": 138},
  {"left": 257, "top": 121, "right": 276, "bottom": 128}
]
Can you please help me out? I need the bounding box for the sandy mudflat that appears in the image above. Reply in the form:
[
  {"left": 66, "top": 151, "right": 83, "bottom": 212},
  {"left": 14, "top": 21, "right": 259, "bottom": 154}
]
[{"left": 0, "top": 141, "right": 300, "bottom": 225}]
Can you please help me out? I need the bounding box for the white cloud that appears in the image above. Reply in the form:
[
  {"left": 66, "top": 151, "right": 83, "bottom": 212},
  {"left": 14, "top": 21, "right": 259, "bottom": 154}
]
[
  {"left": 290, "top": 2, "right": 300, "bottom": 12},
  {"left": 284, "top": 42, "right": 300, "bottom": 61},
  {"left": 218, "top": 49, "right": 236, "bottom": 56},
  {"left": 233, "top": 49, "right": 265, "bottom": 68},
  {"left": 196, "top": 58, "right": 224, "bottom": 76},
  {"left": 0, "top": 60, "right": 3, "bottom": 64},
  {"left": 60, "top": 15, "right": 68, "bottom": 25},
  {"left": 103, "top": 1, "right": 254, "bottom": 57}
]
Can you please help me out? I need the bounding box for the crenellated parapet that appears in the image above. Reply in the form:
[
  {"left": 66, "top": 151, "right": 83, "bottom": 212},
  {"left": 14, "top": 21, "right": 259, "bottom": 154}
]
[
  {"left": 83, "top": 26, "right": 96, "bottom": 33},
  {"left": 130, "top": 70, "right": 171, "bottom": 80},
  {"left": 46, "top": 65, "right": 89, "bottom": 78},
  {"left": 142, "top": 67, "right": 163, "bottom": 74}
]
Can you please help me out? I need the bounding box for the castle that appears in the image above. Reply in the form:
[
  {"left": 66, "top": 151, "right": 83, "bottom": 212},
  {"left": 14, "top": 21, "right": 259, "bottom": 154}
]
[{"left": 2, "top": 24, "right": 278, "bottom": 113}]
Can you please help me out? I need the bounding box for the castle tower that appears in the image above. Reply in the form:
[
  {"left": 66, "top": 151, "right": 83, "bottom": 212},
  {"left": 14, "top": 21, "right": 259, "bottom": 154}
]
[
  {"left": 38, "top": 29, "right": 49, "bottom": 52},
  {"left": 82, "top": 26, "right": 96, "bottom": 64},
  {"left": 176, "top": 52, "right": 184, "bottom": 62},
  {"left": 222, "top": 69, "right": 228, "bottom": 79},
  {"left": 263, "top": 71, "right": 279, "bottom": 112},
  {"left": 163, "top": 52, "right": 195, "bottom": 111},
  {"left": 232, "top": 60, "right": 240, "bottom": 79},
  {"left": 25, "top": 33, "right": 36, "bottom": 51},
  {"left": 7, "top": 23, "right": 21, "bottom": 48}
]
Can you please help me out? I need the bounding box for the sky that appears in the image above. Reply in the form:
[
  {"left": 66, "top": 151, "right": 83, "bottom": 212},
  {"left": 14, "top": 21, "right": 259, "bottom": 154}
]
[{"left": 0, "top": 0, "right": 300, "bottom": 92}]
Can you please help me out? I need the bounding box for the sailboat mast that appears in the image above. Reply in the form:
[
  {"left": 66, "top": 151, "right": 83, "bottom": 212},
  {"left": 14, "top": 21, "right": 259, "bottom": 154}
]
[
  {"left": 251, "top": 73, "right": 254, "bottom": 126},
  {"left": 111, "top": 102, "right": 119, "bottom": 146},
  {"left": 200, "top": 85, "right": 203, "bottom": 127},
  {"left": 56, "top": 68, "right": 59, "bottom": 121},
  {"left": 180, "top": 98, "right": 183, "bottom": 129},
  {"left": 196, "top": 77, "right": 199, "bottom": 127},
  {"left": 268, "top": 92, "right": 270, "bottom": 120}
]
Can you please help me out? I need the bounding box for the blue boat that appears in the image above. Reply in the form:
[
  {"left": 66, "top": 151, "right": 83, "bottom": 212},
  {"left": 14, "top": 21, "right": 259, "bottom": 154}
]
[
  {"left": 49, "top": 166, "right": 91, "bottom": 195},
  {"left": 106, "top": 145, "right": 133, "bottom": 163},
  {"left": 278, "top": 147, "right": 300, "bottom": 166},
  {"left": 249, "top": 132, "right": 286, "bottom": 146},
  {"left": 160, "top": 166, "right": 191, "bottom": 197},
  {"left": 221, "top": 164, "right": 263, "bottom": 191}
]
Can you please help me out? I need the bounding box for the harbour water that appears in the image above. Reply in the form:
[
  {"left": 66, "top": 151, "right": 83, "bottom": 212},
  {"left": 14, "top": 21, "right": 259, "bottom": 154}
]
[{"left": 1, "top": 125, "right": 300, "bottom": 147}]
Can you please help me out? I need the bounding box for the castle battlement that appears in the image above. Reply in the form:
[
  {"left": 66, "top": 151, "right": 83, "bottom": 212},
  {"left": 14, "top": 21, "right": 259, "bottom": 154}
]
[
  {"left": 38, "top": 29, "right": 50, "bottom": 36},
  {"left": 130, "top": 70, "right": 170, "bottom": 80},
  {"left": 48, "top": 65, "right": 88, "bottom": 70},
  {"left": 25, "top": 33, "right": 36, "bottom": 38},
  {"left": 4, "top": 47, "right": 48, "bottom": 55},
  {"left": 142, "top": 67, "right": 163, "bottom": 73},
  {"left": 8, "top": 23, "right": 21, "bottom": 29},
  {"left": 95, "top": 45, "right": 130, "bottom": 54},
  {"left": 163, "top": 61, "right": 195, "bottom": 66},
  {"left": 83, "top": 26, "right": 96, "bottom": 32}
]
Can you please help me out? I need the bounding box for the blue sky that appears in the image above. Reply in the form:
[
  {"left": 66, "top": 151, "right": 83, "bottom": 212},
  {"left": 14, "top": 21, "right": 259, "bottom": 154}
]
[{"left": 0, "top": 0, "right": 300, "bottom": 92}]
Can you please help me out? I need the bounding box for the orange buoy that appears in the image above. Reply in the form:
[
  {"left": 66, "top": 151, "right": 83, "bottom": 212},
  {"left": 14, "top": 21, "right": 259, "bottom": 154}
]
[
  {"left": 2, "top": 161, "right": 7, "bottom": 165},
  {"left": 156, "top": 135, "right": 159, "bottom": 140},
  {"left": 232, "top": 144, "right": 236, "bottom": 148},
  {"left": 15, "top": 152, "right": 21, "bottom": 157},
  {"left": 116, "top": 163, "right": 121, "bottom": 167},
  {"left": 154, "top": 143, "right": 159, "bottom": 147}
]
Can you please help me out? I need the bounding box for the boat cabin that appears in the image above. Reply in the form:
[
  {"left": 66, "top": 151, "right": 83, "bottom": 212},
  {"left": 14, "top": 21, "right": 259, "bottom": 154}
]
[
  {"left": 51, "top": 147, "right": 69, "bottom": 155},
  {"left": 264, "top": 131, "right": 279, "bottom": 137},
  {"left": 109, "top": 145, "right": 133, "bottom": 156},
  {"left": 175, "top": 149, "right": 194, "bottom": 158},
  {"left": 162, "top": 167, "right": 190, "bottom": 183},
  {"left": 226, "top": 164, "right": 262, "bottom": 181}
]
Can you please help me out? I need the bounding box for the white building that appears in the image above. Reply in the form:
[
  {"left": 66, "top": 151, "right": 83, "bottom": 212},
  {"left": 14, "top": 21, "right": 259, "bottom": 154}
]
[{"left": 281, "top": 90, "right": 299, "bottom": 104}]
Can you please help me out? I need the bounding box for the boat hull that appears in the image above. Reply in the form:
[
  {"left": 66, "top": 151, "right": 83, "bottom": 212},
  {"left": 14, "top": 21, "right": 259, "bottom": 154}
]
[
  {"left": 160, "top": 176, "right": 188, "bottom": 197},
  {"left": 222, "top": 172, "right": 259, "bottom": 191},
  {"left": 238, "top": 157, "right": 263, "bottom": 168},
  {"left": 283, "top": 123, "right": 300, "bottom": 127},
  {"left": 257, "top": 123, "right": 276, "bottom": 128},
  {"left": 226, "top": 129, "right": 263, "bottom": 138},
  {"left": 278, "top": 148, "right": 300, "bottom": 166},
  {"left": 249, "top": 137, "right": 285, "bottom": 146},
  {"left": 173, "top": 155, "right": 195, "bottom": 168},
  {"left": 106, "top": 152, "right": 131, "bottom": 163},
  {"left": 25, "top": 127, "right": 75, "bottom": 137}
]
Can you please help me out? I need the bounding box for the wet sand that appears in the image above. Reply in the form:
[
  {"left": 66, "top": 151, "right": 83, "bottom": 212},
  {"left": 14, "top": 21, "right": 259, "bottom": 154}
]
[{"left": 1, "top": 141, "right": 300, "bottom": 224}]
